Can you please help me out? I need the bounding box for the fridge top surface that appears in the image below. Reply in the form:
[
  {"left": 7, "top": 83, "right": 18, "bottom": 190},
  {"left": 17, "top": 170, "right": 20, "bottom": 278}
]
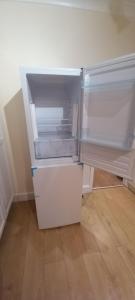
[
  {"left": 21, "top": 67, "right": 82, "bottom": 76},
  {"left": 20, "top": 53, "right": 135, "bottom": 76}
]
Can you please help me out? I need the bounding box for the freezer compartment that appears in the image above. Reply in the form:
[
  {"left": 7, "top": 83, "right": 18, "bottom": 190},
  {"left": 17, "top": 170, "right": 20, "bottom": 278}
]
[
  {"left": 33, "top": 164, "right": 82, "bottom": 229},
  {"left": 34, "top": 136, "right": 77, "bottom": 159}
]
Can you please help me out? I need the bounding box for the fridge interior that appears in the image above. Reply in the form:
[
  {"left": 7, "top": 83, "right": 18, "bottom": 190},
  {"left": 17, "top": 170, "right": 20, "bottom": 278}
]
[{"left": 26, "top": 73, "right": 81, "bottom": 159}]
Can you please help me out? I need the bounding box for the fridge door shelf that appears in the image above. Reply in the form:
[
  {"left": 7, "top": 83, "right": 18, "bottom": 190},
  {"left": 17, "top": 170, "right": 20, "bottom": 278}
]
[
  {"left": 82, "top": 78, "right": 135, "bottom": 90},
  {"left": 37, "top": 123, "right": 73, "bottom": 134},
  {"left": 81, "top": 79, "right": 135, "bottom": 152},
  {"left": 80, "top": 136, "right": 134, "bottom": 151}
]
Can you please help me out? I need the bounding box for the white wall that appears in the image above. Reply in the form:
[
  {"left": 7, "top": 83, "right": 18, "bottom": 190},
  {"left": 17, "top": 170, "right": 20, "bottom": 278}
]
[{"left": 0, "top": 1, "right": 135, "bottom": 194}]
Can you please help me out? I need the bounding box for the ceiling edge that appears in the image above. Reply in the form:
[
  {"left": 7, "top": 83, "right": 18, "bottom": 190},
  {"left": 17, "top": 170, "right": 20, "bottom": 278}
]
[{"left": 1, "top": 0, "right": 135, "bottom": 18}]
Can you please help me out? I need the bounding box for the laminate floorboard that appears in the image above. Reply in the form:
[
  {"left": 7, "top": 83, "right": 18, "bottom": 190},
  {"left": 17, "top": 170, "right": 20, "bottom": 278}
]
[
  {"left": 93, "top": 168, "right": 123, "bottom": 188},
  {"left": 0, "top": 187, "right": 135, "bottom": 300}
]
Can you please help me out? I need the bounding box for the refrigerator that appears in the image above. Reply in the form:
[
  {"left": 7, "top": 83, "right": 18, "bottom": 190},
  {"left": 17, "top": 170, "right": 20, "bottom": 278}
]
[{"left": 21, "top": 53, "right": 135, "bottom": 229}]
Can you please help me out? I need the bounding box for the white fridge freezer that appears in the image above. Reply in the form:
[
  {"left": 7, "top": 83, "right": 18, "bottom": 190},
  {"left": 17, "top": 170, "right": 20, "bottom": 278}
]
[{"left": 21, "top": 54, "right": 135, "bottom": 229}]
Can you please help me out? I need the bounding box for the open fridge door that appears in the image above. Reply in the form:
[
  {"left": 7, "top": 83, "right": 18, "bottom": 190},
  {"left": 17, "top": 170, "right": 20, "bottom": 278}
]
[{"left": 80, "top": 54, "right": 135, "bottom": 180}]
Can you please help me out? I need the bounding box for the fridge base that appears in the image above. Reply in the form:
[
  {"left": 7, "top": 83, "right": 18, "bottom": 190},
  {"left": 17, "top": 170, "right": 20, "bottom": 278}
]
[{"left": 33, "top": 164, "right": 82, "bottom": 229}]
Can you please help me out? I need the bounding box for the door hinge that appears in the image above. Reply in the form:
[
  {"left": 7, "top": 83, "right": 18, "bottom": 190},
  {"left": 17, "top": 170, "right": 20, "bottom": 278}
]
[{"left": 31, "top": 167, "right": 38, "bottom": 177}]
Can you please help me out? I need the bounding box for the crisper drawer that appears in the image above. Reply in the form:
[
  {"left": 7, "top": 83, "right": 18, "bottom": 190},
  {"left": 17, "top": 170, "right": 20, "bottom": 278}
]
[{"left": 34, "top": 138, "right": 77, "bottom": 159}]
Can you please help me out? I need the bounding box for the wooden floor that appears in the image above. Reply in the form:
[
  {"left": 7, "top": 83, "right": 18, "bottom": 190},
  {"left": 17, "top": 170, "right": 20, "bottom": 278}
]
[
  {"left": 93, "top": 168, "right": 123, "bottom": 188},
  {"left": 0, "top": 187, "right": 135, "bottom": 300}
]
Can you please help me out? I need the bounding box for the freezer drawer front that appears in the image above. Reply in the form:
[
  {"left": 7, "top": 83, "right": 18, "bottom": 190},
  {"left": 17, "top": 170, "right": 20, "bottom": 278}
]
[{"left": 33, "top": 164, "right": 82, "bottom": 229}]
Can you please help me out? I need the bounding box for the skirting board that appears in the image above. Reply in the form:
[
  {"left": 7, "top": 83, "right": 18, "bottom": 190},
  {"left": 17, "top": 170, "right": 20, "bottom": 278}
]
[
  {"left": 82, "top": 185, "right": 91, "bottom": 194},
  {"left": 128, "top": 183, "right": 135, "bottom": 195},
  {"left": 14, "top": 192, "right": 34, "bottom": 202},
  {"left": 14, "top": 184, "right": 91, "bottom": 202},
  {"left": 0, "top": 196, "right": 13, "bottom": 239},
  {"left": 0, "top": 220, "right": 5, "bottom": 239}
]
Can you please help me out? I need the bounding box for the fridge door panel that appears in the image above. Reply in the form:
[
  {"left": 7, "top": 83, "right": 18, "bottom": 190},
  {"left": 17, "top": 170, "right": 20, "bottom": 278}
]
[
  {"left": 80, "top": 55, "right": 135, "bottom": 179},
  {"left": 32, "top": 164, "right": 82, "bottom": 229}
]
